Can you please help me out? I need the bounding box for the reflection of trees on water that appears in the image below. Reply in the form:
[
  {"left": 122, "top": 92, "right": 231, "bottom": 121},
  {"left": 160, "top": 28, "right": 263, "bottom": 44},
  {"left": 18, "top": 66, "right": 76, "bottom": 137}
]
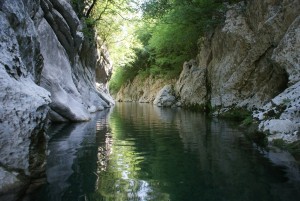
[
  {"left": 94, "top": 104, "right": 171, "bottom": 201},
  {"left": 32, "top": 103, "right": 300, "bottom": 201},
  {"left": 97, "top": 132, "right": 113, "bottom": 172},
  {"left": 105, "top": 103, "right": 300, "bottom": 201},
  {"left": 30, "top": 109, "right": 112, "bottom": 201}
]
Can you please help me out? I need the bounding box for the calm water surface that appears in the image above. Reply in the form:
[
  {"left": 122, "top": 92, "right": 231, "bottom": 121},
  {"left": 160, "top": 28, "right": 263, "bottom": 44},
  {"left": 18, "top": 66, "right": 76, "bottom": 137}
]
[{"left": 31, "top": 103, "right": 300, "bottom": 201}]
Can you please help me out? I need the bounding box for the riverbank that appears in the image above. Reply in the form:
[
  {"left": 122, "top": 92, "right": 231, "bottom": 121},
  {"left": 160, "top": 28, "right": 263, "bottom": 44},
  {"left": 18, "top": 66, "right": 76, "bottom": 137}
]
[{"left": 114, "top": 0, "right": 300, "bottom": 144}]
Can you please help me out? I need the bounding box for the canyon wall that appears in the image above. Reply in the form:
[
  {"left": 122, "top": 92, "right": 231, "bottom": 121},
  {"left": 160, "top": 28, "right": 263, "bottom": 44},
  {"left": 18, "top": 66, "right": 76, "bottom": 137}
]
[
  {"left": 117, "top": 0, "right": 300, "bottom": 142},
  {"left": 0, "top": 0, "right": 113, "bottom": 199},
  {"left": 116, "top": 75, "right": 176, "bottom": 103},
  {"left": 177, "top": 0, "right": 300, "bottom": 142}
]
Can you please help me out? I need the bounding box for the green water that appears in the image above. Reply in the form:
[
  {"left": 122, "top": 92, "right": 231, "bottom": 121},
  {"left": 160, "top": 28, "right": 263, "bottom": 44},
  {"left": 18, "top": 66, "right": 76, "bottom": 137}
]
[{"left": 31, "top": 103, "right": 300, "bottom": 201}]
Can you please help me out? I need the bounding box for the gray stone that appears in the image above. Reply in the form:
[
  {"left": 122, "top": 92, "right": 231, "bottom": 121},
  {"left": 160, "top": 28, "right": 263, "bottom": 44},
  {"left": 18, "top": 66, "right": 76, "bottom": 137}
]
[
  {"left": 154, "top": 85, "right": 177, "bottom": 107},
  {"left": 116, "top": 75, "right": 175, "bottom": 103},
  {"left": 272, "top": 16, "right": 300, "bottom": 86},
  {"left": 259, "top": 119, "right": 298, "bottom": 142},
  {"left": 0, "top": 0, "right": 114, "bottom": 196},
  {"left": 38, "top": 18, "right": 90, "bottom": 121},
  {"left": 175, "top": 60, "right": 207, "bottom": 107}
]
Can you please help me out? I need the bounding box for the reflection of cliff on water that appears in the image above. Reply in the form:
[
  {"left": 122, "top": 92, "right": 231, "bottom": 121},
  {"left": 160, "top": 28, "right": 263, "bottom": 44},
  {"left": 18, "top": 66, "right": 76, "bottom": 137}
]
[
  {"left": 110, "top": 103, "right": 300, "bottom": 201},
  {"left": 29, "top": 109, "right": 112, "bottom": 201},
  {"left": 30, "top": 103, "right": 300, "bottom": 201}
]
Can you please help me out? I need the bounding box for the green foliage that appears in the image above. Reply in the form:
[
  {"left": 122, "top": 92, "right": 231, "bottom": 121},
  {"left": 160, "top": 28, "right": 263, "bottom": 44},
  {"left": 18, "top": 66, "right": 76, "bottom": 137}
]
[
  {"left": 139, "top": 0, "right": 225, "bottom": 79},
  {"left": 109, "top": 47, "right": 150, "bottom": 93},
  {"left": 242, "top": 116, "right": 254, "bottom": 126},
  {"left": 109, "top": 65, "right": 137, "bottom": 94},
  {"left": 73, "top": 0, "right": 235, "bottom": 93}
]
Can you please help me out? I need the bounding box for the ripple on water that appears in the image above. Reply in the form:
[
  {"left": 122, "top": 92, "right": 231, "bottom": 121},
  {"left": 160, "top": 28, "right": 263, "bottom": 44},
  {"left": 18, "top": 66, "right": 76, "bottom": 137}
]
[{"left": 30, "top": 103, "right": 300, "bottom": 201}]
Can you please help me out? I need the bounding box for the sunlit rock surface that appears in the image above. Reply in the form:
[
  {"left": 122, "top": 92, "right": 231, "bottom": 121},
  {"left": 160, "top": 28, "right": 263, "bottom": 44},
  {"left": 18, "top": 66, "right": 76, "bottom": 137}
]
[
  {"left": 39, "top": 0, "right": 114, "bottom": 122},
  {"left": 175, "top": 59, "right": 207, "bottom": 107},
  {"left": 116, "top": 75, "right": 175, "bottom": 103},
  {"left": 177, "top": 0, "right": 300, "bottom": 142}
]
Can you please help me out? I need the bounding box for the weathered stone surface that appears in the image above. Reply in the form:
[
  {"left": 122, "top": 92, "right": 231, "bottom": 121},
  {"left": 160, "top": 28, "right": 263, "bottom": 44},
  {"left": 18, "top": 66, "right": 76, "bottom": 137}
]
[
  {"left": 251, "top": 2, "right": 300, "bottom": 142},
  {"left": 37, "top": 0, "right": 113, "bottom": 122},
  {"left": 175, "top": 60, "right": 207, "bottom": 107},
  {"left": 116, "top": 75, "right": 175, "bottom": 103},
  {"left": 0, "top": 0, "right": 114, "bottom": 197},
  {"left": 38, "top": 18, "right": 90, "bottom": 121},
  {"left": 153, "top": 85, "right": 177, "bottom": 107},
  {"left": 272, "top": 16, "right": 300, "bottom": 86},
  {"left": 254, "top": 81, "right": 300, "bottom": 141},
  {"left": 0, "top": 0, "right": 50, "bottom": 199},
  {"left": 206, "top": 0, "right": 298, "bottom": 110},
  {"left": 259, "top": 119, "right": 298, "bottom": 142}
]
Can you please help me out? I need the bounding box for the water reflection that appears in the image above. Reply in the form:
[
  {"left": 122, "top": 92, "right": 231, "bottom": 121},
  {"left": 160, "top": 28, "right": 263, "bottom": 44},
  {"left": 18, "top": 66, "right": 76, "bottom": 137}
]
[{"left": 31, "top": 103, "right": 300, "bottom": 201}]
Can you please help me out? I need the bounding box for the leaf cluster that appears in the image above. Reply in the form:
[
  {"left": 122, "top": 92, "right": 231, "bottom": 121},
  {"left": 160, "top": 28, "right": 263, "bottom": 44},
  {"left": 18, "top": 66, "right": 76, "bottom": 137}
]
[
  {"left": 72, "top": 1, "right": 236, "bottom": 94},
  {"left": 136, "top": 0, "right": 225, "bottom": 77}
]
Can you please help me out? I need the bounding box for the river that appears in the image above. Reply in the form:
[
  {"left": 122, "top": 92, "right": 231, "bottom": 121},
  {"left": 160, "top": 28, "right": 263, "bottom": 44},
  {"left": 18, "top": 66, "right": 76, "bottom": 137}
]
[{"left": 29, "top": 103, "right": 300, "bottom": 201}]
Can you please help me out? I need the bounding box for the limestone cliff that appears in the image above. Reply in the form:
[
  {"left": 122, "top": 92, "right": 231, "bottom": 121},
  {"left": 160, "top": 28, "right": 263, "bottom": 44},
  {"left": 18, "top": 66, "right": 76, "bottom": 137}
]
[
  {"left": 176, "top": 0, "right": 300, "bottom": 142},
  {"left": 116, "top": 0, "right": 300, "bottom": 142},
  {"left": 0, "top": 0, "right": 113, "bottom": 199},
  {"left": 116, "top": 75, "right": 176, "bottom": 103}
]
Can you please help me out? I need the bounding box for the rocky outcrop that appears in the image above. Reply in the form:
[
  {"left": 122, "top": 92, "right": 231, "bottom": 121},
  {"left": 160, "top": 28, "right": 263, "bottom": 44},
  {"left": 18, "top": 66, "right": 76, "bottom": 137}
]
[
  {"left": 174, "top": 0, "right": 300, "bottom": 142},
  {"left": 116, "top": 75, "right": 175, "bottom": 103},
  {"left": 0, "top": 0, "right": 113, "bottom": 199},
  {"left": 116, "top": 0, "right": 300, "bottom": 142},
  {"left": 0, "top": 0, "right": 51, "bottom": 199},
  {"left": 177, "top": 0, "right": 298, "bottom": 110},
  {"left": 38, "top": 0, "right": 114, "bottom": 122},
  {"left": 175, "top": 59, "right": 208, "bottom": 108},
  {"left": 254, "top": 15, "right": 300, "bottom": 141},
  {"left": 153, "top": 85, "right": 178, "bottom": 107}
]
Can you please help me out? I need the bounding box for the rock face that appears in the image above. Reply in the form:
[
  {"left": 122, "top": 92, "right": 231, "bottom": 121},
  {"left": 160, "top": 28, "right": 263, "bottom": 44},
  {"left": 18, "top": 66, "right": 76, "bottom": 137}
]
[
  {"left": 175, "top": 59, "right": 208, "bottom": 107},
  {"left": 175, "top": 0, "right": 300, "bottom": 142},
  {"left": 38, "top": 0, "right": 114, "bottom": 122},
  {"left": 116, "top": 0, "right": 300, "bottom": 142},
  {"left": 116, "top": 75, "right": 175, "bottom": 103},
  {"left": 0, "top": 0, "right": 113, "bottom": 199}
]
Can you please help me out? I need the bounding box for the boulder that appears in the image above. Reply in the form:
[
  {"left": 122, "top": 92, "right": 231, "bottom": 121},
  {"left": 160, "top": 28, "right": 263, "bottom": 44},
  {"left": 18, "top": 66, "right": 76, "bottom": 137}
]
[{"left": 153, "top": 85, "right": 177, "bottom": 107}]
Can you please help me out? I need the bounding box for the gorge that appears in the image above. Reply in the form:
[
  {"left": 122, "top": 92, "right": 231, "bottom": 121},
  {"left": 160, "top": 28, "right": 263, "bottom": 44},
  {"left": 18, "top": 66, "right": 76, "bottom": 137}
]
[
  {"left": 0, "top": 0, "right": 300, "bottom": 200},
  {"left": 0, "top": 0, "right": 113, "bottom": 200},
  {"left": 116, "top": 0, "right": 300, "bottom": 142}
]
